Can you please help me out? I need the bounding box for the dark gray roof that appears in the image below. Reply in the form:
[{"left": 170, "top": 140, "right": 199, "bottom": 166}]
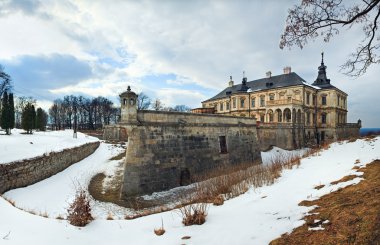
[{"left": 204, "top": 72, "right": 311, "bottom": 102}]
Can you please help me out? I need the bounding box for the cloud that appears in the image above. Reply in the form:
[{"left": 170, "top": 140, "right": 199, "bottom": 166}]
[{"left": 0, "top": 0, "right": 379, "bottom": 126}]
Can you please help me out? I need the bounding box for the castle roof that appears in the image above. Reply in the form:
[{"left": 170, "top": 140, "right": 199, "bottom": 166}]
[
  {"left": 120, "top": 86, "right": 137, "bottom": 97},
  {"left": 204, "top": 72, "right": 323, "bottom": 102}
]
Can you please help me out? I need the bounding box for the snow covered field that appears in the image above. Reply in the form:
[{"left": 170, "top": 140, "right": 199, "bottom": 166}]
[
  {"left": 0, "top": 129, "right": 99, "bottom": 164},
  {"left": 1, "top": 136, "right": 379, "bottom": 245}
]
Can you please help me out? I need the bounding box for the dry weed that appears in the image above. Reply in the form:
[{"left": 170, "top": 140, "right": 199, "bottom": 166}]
[
  {"left": 154, "top": 218, "right": 166, "bottom": 236},
  {"left": 180, "top": 203, "right": 209, "bottom": 226}
]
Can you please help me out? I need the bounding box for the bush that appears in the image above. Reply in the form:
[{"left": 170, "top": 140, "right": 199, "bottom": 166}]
[
  {"left": 180, "top": 203, "right": 209, "bottom": 226},
  {"left": 154, "top": 218, "right": 166, "bottom": 236},
  {"left": 67, "top": 189, "right": 93, "bottom": 227}
]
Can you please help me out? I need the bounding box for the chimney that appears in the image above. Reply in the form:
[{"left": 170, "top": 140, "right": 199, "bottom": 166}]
[
  {"left": 228, "top": 75, "right": 234, "bottom": 87},
  {"left": 283, "top": 66, "right": 291, "bottom": 74},
  {"left": 266, "top": 71, "right": 272, "bottom": 78}
]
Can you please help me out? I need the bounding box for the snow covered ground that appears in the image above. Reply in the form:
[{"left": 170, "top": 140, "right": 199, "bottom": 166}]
[
  {"left": 0, "top": 129, "right": 99, "bottom": 164},
  {"left": 1, "top": 137, "right": 379, "bottom": 245}
]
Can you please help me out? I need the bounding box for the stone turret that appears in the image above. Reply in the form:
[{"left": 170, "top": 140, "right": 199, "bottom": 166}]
[
  {"left": 120, "top": 86, "right": 138, "bottom": 123},
  {"left": 313, "top": 52, "right": 331, "bottom": 86}
]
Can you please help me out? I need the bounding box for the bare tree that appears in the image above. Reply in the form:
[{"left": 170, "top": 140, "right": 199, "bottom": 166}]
[
  {"left": 15, "top": 96, "right": 36, "bottom": 128},
  {"left": 0, "top": 65, "right": 12, "bottom": 99},
  {"left": 137, "top": 92, "right": 151, "bottom": 110},
  {"left": 280, "top": 0, "right": 380, "bottom": 76},
  {"left": 152, "top": 99, "right": 164, "bottom": 111}
]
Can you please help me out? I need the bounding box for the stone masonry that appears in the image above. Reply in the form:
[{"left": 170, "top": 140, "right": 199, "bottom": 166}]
[{"left": 0, "top": 141, "right": 99, "bottom": 194}]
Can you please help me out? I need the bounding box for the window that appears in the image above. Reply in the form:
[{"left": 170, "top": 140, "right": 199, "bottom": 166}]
[
  {"left": 306, "top": 92, "right": 310, "bottom": 104},
  {"left": 306, "top": 112, "right": 310, "bottom": 125},
  {"left": 226, "top": 102, "right": 230, "bottom": 110},
  {"left": 220, "top": 103, "right": 223, "bottom": 111},
  {"left": 269, "top": 94, "right": 275, "bottom": 101},
  {"left": 322, "top": 113, "right": 327, "bottom": 124},
  {"left": 260, "top": 114, "right": 265, "bottom": 122},
  {"left": 312, "top": 113, "right": 316, "bottom": 125},
  {"left": 240, "top": 98, "right": 245, "bottom": 108},
  {"left": 312, "top": 95, "right": 316, "bottom": 105},
  {"left": 233, "top": 98, "right": 236, "bottom": 108},
  {"left": 180, "top": 169, "right": 191, "bottom": 186},
  {"left": 322, "top": 96, "right": 327, "bottom": 105},
  {"left": 130, "top": 98, "right": 135, "bottom": 105},
  {"left": 269, "top": 113, "right": 273, "bottom": 122},
  {"left": 342, "top": 98, "right": 346, "bottom": 108},
  {"left": 260, "top": 96, "right": 265, "bottom": 107},
  {"left": 123, "top": 99, "right": 127, "bottom": 105},
  {"left": 251, "top": 98, "right": 255, "bottom": 108},
  {"left": 337, "top": 95, "right": 340, "bottom": 106},
  {"left": 219, "top": 136, "right": 227, "bottom": 154}
]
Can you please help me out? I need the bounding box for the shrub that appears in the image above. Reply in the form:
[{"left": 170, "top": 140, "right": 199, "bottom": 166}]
[
  {"left": 154, "top": 218, "right": 166, "bottom": 236},
  {"left": 212, "top": 195, "right": 224, "bottom": 206},
  {"left": 180, "top": 203, "right": 209, "bottom": 226},
  {"left": 67, "top": 189, "right": 93, "bottom": 227}
]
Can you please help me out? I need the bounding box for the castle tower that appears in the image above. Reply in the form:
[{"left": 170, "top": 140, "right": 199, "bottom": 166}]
[
  {"left": 120, "top": 86, "right": 138, "bottom": 123},
  {"left": 313, "top": 52, "right": 331, "bottom": 85}
]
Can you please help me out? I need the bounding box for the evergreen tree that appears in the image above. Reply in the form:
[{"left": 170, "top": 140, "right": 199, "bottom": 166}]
[
  {"left": 0, "top": 91, "right": 10, "bottom": 134},
  {"left": 8, "top": 93, "right": 15, "bottom": 132},
  {"left": 22, "top": 102, "right": 36, "bottom": 134},
  {"left": 35, "top": 107, "right": 48, "bottom": 131}
]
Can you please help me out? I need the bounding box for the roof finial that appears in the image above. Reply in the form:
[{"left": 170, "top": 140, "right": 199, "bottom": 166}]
[
  {"left": 243, "top": 71, "right": 245, "bottom": 78},
  {"left": 321, "top": 51, "right": 324, "bottom": 65},
  {"left": 127, "top": 85, "right": 131, "bottom": 91},
  {"left": 230, "top": 75, "right": 232, "bottom": 81}
]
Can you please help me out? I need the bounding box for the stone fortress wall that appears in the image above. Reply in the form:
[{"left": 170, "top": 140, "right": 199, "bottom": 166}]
[
  {"left": 0, "top": 142, "right": 100, "bottom": 194},
  {"left": 103, "top": 86, "right": 360, "bottom": 199},
  {"left": 118, "top": 110, "right": 262, "bottom": 198}
]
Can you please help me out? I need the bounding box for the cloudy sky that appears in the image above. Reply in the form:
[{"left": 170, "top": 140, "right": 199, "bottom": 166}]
[{"left": 0, "top": 0, "right": 379, "bottom": 127}]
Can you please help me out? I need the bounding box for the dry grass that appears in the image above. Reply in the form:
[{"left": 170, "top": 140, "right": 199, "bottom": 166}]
[
  {"left": 56, "top": 215, "right": 64, "bottom": 220},
  {"left": 106, "top": 213, "right": 114, "bottom": 220},
  {"left": 314, "top": 184, "right": 325, "bottom": 190},
  {"left": 180, "top": 202, "right": 209, "bottom": 226},
  {"left": 270, "top": 160, "right": 380, "bottom": 245},
  {"left": 212, "top": 195, "right": 224, "bottom": 206},
  {"left": 109, "top": 150, "right": 126, "bottom": 161},
  {"left": 40, "top": 211, "right": 49, "bottom": 218},
  {"left": 154, "top": 218, "right": 166, "bottom": 236},
  {"left": 330, "top": 175, "right": 358, "bottom": 185}
]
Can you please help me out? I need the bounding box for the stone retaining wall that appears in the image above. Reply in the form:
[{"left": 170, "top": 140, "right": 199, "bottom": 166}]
[
  {"left": 121, "top": 111, "right": 261, "bottom": 198},
  {"left": 0, "top": 141, "right": 100, "bottom": 194}
]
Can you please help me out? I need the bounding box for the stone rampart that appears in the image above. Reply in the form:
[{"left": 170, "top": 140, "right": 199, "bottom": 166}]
[
  {"left": 257, "top": 123, "right": 305, "bottom": 150},
  {"left": 121, "top": 111, "right": 261, "bottom": 198},
  {"left": 0, "top": 142, "right": 100, "bottom": 194}
]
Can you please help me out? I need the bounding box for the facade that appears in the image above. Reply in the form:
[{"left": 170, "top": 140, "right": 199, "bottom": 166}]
[{"left": 196, "top": 54, "right": 360, "bottom": 143}]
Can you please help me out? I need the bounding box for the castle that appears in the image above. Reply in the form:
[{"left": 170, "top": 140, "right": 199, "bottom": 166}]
[
  {"left": 104, "top": 54, "right": 360, "bottom": 199},
  {"left": 193, "top": 53, "right": 360, "bottom": 144}
]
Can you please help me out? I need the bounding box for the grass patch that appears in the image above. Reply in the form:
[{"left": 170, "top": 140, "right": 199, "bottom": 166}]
[
  {"left": 330, "top": 175, "right": 358, "bottom": 185},
  {"left": 314, "top": 184, "right": 325, "bottom": 190},
  {"left": 270, "top": 160, "right": 380, "bottom": 245}
]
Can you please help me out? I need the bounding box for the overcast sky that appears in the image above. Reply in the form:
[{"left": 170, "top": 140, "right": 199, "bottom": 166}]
[{"left": 0, "top": 0, "right": 379, "bottom": 127}]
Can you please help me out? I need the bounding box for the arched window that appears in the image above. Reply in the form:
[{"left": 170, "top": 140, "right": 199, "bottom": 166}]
[
  {"left": 276, "top": 109, "right": 282, "bottom": 122},
  {"left": 226, "top": 102, "right": 230, "bottom": 110},
  {"left": 251, "top": 98, "right": 256, "bottom": 108},
  {"left": 123, "top": 99, "right": 127, "bottom": 105},
  {"left": 220, "top": 103, "right": 224, "bottom": 111},
  {"left": 130, "top": 98, "right": 135, "bottom": 105},
  {"left": 284, "top": 108, "right": 291, "bottom": 123},
  {"left": 267, "top": 110, "right": 274, "bottom": 122}
]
